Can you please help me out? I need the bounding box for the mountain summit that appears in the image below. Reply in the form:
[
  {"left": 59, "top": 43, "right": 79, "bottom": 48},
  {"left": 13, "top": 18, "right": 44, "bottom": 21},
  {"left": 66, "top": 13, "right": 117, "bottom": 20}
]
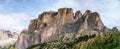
[{"left": 16, "top": 8, "right": 108, "bottom": 49}]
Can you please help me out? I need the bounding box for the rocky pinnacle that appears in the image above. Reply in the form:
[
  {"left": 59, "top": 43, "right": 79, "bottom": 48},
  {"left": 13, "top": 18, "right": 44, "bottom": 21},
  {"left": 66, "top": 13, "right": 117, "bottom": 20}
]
[{"left": 16, "top": 8, "right": 105, "bottom": 49}]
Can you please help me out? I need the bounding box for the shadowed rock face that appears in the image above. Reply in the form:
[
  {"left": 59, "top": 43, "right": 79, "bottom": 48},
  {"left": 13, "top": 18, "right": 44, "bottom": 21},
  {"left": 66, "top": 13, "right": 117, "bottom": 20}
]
[{"left": 16, "top": 8, "right": 105, "bottom": 49}]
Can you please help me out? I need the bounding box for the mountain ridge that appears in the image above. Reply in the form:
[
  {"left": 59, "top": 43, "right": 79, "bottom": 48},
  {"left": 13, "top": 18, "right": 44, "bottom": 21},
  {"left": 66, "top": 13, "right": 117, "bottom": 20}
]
[
  {"left": 0, "top": 28, "right": 18, "bottom": 47},
  {"left": 15, "top": 8, "right": 117, "bottom": 49}
]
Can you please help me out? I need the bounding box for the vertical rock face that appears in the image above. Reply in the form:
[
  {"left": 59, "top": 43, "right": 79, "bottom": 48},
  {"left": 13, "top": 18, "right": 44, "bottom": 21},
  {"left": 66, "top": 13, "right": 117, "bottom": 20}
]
[
  {"left": 15, "top": 29, "right": 28, "bottom": 49},
  {"left": 79, "top": 11, "right": 104, "bottom": 31},
  {"left": 74, "top": 11, "right": 82, "bottom": 21},
  {"left": 16, "top": 8, "right": 105, "bottom": 49},
  {"left": 87, "top": 12, "right": 104, "bottom": 30},
  {"left": 28, "top": 19, "right": 38, "bottom": 33}
]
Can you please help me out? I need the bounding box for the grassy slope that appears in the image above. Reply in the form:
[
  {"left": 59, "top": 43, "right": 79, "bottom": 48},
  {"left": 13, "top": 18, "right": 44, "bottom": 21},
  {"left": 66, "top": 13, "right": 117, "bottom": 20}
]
[{"left": 27, "top": 31, "right": 120, "bottom": 49}]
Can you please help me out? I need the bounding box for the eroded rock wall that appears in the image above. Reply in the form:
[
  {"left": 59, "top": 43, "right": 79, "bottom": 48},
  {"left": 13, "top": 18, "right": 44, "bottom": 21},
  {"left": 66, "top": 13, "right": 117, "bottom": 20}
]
[{"left": 16, "top": 8, "right": 104, "bottom": 49}]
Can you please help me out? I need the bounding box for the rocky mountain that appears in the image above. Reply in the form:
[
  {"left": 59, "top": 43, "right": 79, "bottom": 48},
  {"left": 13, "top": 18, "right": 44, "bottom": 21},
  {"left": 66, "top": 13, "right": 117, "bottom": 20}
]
[
  {"left": 16, "top": 8, "right": 109, "bottom": 49},
  {"left": 0, "top": 29, "right": 18, "bottom": 47}
]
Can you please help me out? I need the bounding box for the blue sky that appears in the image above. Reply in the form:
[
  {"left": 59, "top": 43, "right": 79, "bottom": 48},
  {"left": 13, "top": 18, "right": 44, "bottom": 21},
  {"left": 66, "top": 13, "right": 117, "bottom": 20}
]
[{"left": 0, "top": 0, "right": 120, "bottom": 33}]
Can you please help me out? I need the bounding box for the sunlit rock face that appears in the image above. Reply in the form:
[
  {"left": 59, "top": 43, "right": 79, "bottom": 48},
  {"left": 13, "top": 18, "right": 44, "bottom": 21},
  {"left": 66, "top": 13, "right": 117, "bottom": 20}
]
[
  {"left": 0, "top": 29, "right": 18, "bottom": 47},
  {"left": 16, "top": 8, "right": 105, "bottom": 49}
]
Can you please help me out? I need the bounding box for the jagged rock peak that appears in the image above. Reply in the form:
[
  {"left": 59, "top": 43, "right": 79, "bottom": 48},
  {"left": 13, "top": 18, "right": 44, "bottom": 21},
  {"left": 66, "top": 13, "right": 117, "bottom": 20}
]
[
  {"left": 83, "top": 10, "right": 91, "bottom": 16},
  {"left": 27, "top": 8, "right": 105, "bottom": 33},
  {"left": 74, "top": 11, "right": 82, "bottom": 20},
  {"left": 16, "top": 8, "right": 105, "bottom": 49},
  {"left": 28, "top": 8, "right": 104, "bottom": 41},
  {"left": 0, "top": 29, "right": 18, "bottom": 47},
  {"left": 58, "top": 8, "right": 73, "bottom": 15}
]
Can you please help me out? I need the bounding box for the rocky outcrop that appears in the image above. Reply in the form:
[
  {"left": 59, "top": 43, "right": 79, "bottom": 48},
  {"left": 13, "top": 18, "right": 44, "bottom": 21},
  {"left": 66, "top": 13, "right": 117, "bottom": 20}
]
[
  {"left": 78, "top": 10, "right": 104, "bottom": 31},
  {"left": 0, "top": 29, "right": 18, "bottom": 47},
  {"left": 0, "top": 29, "right": 18, "bottom": 40},
  {"left": 112, "top": 27, "right": 118, "bottom": 31},
  {"left": 16, "top": 8, "right": 105, "bottom": 49}
]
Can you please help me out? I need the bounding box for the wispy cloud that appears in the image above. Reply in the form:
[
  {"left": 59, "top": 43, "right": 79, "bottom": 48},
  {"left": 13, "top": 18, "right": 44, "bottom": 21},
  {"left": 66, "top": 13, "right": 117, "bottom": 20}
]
[{"left": 0, "top": 13, "right": 32, "bottom": 33}]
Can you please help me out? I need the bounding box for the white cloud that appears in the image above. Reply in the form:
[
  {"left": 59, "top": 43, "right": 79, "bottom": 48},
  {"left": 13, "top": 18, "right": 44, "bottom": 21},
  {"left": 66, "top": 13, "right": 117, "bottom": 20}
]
[{"left": 0, "top": 13, "right": 32, "bottom": 34}]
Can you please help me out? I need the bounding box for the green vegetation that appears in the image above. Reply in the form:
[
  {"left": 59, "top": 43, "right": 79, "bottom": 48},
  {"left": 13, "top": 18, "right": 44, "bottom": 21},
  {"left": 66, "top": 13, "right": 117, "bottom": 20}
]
[
  {"left": 0, "top": 44, "right": 15, "bottom": 49},
  {"left": 86, "top": 35, "right": 120, "bottom": 49},
  {"left": 27, "top": 31, "right": 120, "bottom": 49}
]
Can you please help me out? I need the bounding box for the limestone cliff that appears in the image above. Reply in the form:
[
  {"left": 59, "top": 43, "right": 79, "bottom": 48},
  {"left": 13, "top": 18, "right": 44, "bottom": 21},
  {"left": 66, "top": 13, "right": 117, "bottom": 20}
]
[{"left": 16, "top": 8, "right": 105, "bottom": 49}]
